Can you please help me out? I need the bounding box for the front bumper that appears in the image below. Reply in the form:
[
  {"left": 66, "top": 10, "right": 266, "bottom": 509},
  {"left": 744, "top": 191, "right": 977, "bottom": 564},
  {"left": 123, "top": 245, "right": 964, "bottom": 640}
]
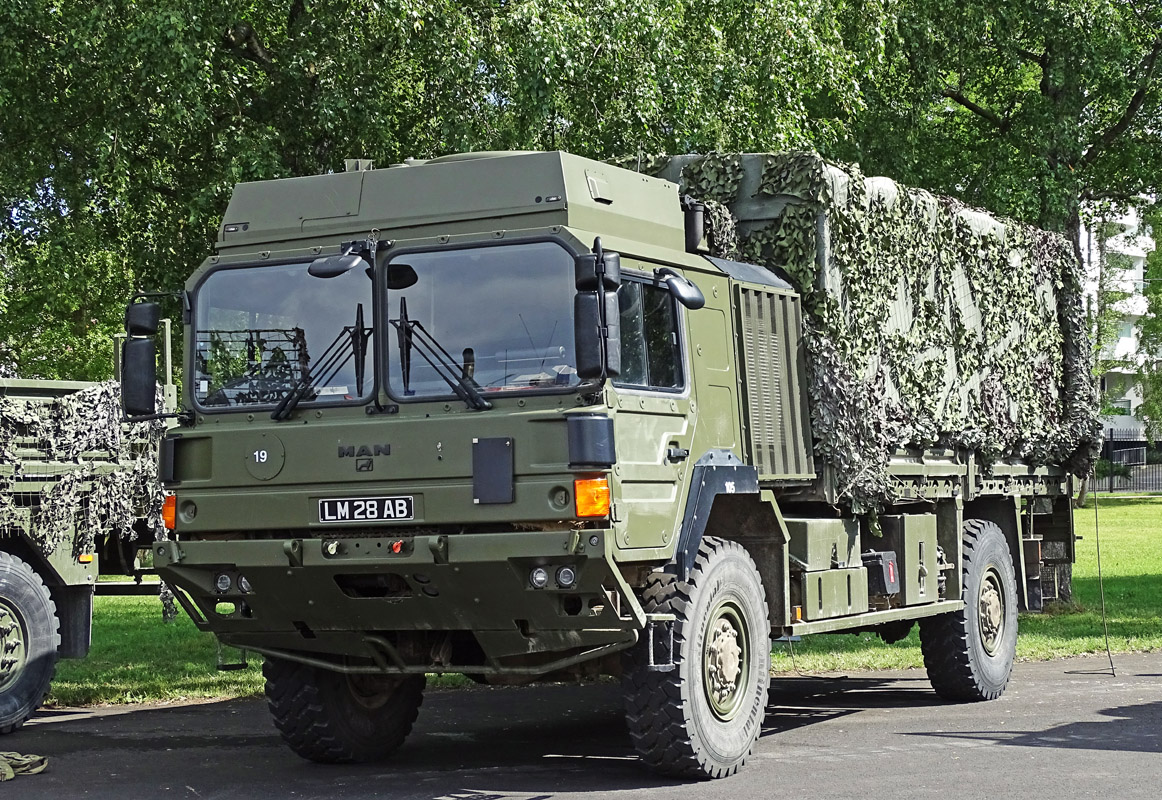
[{"left": 154, "top": 529, "right": 644, "bottom": 674}]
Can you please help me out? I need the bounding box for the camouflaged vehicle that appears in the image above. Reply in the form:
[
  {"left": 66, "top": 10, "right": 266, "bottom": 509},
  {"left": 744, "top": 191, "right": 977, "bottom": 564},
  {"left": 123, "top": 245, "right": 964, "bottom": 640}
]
[
  {"left": 0, "top": 378, "right": 167, "bottom": 734},
  {"left": 120, "top": 151, "right": 1090, "bottom": 778}
]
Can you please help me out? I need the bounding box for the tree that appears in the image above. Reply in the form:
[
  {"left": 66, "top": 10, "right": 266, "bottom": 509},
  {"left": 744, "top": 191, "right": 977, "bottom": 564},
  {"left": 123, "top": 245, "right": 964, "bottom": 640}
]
[
  {"left": 1, "top": 0, "right": 893, "bottom": 379},
  {"left": 841, "top": 0, "right": 1162, "bottom": 248},
  {"left": 1137, "top": 209, "right": 1162, "bottom": 439}
]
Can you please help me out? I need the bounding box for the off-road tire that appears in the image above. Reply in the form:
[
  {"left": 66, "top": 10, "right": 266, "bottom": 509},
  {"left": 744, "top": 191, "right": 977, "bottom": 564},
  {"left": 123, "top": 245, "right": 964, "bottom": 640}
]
[
  {"left": 263, "top": 656, "right": 424, "bottom": 763},
  {"left": 919, "top": 518, "right": 1017, "bottom": 701},
  {"left": 623, "top": 537, "right": 770, "bottom": 778},
  {"left": 0, "top": 551, "right": 60, "bottom": 735}
]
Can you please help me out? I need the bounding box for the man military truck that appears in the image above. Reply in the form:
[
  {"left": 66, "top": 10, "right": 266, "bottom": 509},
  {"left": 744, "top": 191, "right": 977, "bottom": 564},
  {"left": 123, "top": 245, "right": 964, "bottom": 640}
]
[
  {"left": 1, "top": 378, "right": 168, "bottom": 733},
  {"left": 120, "top": 150, "right": 1094, "bottom": 778}
]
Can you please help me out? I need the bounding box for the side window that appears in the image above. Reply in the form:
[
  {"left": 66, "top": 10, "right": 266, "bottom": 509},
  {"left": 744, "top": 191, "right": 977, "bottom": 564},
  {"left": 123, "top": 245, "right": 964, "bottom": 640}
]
[{"left": 616, "top": 279, "right": 683, "bottom": 390}]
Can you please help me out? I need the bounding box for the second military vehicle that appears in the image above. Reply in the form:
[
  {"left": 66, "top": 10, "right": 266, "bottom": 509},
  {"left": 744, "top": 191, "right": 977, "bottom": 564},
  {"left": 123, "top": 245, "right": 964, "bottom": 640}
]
[
  {"left": 1, "top": 378, "right": 168, "bottom": 733},
  {"left": 121, "top": 151, "right": 1093, "bottom": 778}
]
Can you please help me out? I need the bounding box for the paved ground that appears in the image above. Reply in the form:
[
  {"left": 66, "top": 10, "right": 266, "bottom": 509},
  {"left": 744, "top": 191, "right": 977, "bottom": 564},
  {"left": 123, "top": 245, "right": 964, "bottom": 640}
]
[{"left": 8, "top": 651, "right": 1162, "bottom": 799}]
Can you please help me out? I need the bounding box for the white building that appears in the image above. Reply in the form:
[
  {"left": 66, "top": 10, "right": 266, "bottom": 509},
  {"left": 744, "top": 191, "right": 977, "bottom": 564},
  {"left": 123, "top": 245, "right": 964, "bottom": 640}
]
[{"left": 1081, "top": 204, "right": 1154, "bottom": 437}]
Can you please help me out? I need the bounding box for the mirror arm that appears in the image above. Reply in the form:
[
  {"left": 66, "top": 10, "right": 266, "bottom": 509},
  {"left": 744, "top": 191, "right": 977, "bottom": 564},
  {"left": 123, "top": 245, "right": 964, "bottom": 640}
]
[{"left": 123, "top": 410, "right": 192, "bottom": 424}]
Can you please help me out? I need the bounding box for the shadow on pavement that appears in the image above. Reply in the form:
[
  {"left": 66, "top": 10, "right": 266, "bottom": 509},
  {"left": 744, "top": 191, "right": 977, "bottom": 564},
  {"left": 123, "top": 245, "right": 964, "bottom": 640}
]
[
  {"left": 902, "top": 700, "right": 1162, "bottom": 754},
  {"left": 12, "top": 674, "right": 954, "bottom": 798}
]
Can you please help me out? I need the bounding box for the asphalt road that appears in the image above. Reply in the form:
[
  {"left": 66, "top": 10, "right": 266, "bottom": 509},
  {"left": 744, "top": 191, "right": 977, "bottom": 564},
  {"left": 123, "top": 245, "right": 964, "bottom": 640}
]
[{"left": 9, "top": 651, "right": 1161, "bottom": 799}]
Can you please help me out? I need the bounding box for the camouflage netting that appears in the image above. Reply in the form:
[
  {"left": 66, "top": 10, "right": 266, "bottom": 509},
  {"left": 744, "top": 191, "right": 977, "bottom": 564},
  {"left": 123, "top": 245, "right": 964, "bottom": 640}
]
[
  {"left": 0, "top": 381, "right": 167, "bottom": 558},
  {"left": 615, "top": 152, "right": 1101, "bottom": 512}
]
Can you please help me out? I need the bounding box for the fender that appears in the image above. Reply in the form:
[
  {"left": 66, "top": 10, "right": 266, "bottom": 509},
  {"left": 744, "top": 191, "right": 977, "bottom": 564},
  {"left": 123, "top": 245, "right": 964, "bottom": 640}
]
[{"left": 673, "top": 450, "right": 759, "bottom": 579}]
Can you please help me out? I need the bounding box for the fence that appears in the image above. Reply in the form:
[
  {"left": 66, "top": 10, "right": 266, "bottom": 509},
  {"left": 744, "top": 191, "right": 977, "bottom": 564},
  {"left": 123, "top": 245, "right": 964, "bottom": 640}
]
[{"left": 1089, "top": 428, "right": 1162, "bottom": 493}]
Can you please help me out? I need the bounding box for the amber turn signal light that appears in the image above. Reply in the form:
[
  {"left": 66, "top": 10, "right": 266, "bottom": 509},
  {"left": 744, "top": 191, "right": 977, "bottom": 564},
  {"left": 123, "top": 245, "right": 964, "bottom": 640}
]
[
  {"left": 162, "top": 495, "right": 177, "bottom": 530},
  {"left": 574, "top": 477, "right": 611, "bottom": 518}
]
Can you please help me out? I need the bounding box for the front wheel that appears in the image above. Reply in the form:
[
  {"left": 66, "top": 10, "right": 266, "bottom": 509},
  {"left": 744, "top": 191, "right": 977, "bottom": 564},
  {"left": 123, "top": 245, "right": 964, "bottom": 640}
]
[
  {"left": 263, "top": 657, "right": 424, "bottom": 763},
  {"left": 623, "top": 537, "right": 770, "bottom": 778},
  {"left": 919, "top": 518, "right": 1018, "bottom": 701},
  {"left": 0, "top": 552, "right": 60, "bottom": 735}
]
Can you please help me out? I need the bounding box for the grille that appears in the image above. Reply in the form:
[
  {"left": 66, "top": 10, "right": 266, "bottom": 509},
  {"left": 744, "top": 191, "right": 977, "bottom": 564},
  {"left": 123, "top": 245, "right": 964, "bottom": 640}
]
[{"left": 736, "top": 287, "right": 814, "bottom": 478}]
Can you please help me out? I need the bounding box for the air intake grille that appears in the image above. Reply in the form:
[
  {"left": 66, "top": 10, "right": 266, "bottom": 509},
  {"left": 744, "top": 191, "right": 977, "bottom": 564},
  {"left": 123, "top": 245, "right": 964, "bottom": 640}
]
[{"left": 736, "top": 287, "right": 815, "bottom": 478}]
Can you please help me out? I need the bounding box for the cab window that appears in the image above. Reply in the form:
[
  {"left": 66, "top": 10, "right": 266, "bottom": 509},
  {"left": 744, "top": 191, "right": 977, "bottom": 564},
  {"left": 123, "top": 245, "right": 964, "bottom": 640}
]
[{"left": 616, "top": 279, "right": 682, "bottom": 390}]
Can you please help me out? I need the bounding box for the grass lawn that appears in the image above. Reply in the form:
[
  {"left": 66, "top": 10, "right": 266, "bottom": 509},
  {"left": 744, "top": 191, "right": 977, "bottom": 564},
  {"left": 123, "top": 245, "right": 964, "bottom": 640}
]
[{"left": 46, "top": 496, "right": 1162, "bottom": 706}]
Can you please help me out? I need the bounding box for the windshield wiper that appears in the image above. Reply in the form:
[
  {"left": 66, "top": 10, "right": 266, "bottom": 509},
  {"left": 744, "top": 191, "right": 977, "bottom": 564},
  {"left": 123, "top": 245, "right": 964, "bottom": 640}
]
[
  {"left": 271, "top": 304, "right": 371, "bottom": 421},
  {"left": 391, "top": 297, "right": 491, "bottom": 411}
]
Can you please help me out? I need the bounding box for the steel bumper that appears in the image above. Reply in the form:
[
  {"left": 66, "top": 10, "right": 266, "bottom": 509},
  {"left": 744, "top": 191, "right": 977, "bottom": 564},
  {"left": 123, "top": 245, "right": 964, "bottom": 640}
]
[{"left": 153, "top": 529, "right": 644, "bottom": 673}]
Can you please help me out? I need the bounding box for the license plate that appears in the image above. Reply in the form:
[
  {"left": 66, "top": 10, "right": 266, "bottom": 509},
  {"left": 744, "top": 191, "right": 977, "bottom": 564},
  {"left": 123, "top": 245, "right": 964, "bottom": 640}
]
[{"left": 318, "top": 496, "right": 414, "bottom": 523}]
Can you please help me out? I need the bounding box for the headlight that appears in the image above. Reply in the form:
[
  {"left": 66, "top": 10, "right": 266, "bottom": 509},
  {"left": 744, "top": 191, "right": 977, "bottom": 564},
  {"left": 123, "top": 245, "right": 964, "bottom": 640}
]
[
  {"left": 529, "top": 567, "right": 549, "bottom": 589},
  {"left": 238, "top": 575, "right": 252, "bottom": 594},
  {"left": 214, "top": 573, "right": 232, "bottom": 593},
  {"left": 556, "top": 566, "right": 577, "bottom": 588}
]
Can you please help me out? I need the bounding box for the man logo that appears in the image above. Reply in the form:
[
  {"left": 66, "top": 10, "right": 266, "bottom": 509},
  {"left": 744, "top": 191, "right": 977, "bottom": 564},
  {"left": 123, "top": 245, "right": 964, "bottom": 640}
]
[{"left": 338, "top": 444, "right": 391, "bottom": 458}]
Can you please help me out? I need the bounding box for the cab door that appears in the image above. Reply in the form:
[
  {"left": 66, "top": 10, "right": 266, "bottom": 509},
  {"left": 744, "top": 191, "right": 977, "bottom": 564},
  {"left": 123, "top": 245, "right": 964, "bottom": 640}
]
[{"left": 609, "top": 268, "right": 693, "bottom": 553}]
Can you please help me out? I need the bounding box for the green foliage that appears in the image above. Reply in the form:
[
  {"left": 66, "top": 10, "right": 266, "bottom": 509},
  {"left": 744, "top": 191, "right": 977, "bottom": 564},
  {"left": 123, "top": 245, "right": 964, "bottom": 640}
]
[
  {"left": 842, "top": 0, "right": 1162, "bottom": 236},
  {"left": 1094, "top": 458, "right": 1132, "bottom": 481},
  {"left": 0, "top": 0, "right": 896, "bottom": 379},
  {"left": 1137, "top": 210, "right": 1162, "bottom": 438}
]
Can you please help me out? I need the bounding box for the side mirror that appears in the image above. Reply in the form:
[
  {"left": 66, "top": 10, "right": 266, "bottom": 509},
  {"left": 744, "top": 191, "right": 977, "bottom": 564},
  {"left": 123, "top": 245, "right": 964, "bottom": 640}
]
[
  {"left": 574, "top": 240, "right": 622, "bottom": 381},
  {"left": 126, "top": 301, "right": 161, "bottom": 336},
  {"left": 308, "top": 253, "right": 363, "bottom": 278},
  {"left": 655, "top": 267, "right": 705, "bottom": 310},
  {"left": 575, "top": 292, "right": 620, "bottom": 380},
  {"left": 574, "top": 251, "right": 621, "bottom": 291},
  {"left": 386, "top": 263, "right": 419, "bottom": 290},
  {"left": 121, "top": 300, "right": 161, "bottom": 418},
  {"left": 121, "top": 337, "right": 158, "bottom": 417}
]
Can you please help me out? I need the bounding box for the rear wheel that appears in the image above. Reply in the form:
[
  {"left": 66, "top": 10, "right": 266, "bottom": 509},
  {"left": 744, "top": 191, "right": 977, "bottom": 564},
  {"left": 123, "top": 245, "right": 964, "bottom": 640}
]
[
  {"left": 623, "top": 537, "right": 770, "bottom": 778},
  {"left": 919, "top": 518, "right": 1017, "bottom": 701},
  {"left": 263, "top": 656, "right": 424, "bottom": 762},
  {"left": 0, "top": 552, "right": 60, "bottom": 735}
]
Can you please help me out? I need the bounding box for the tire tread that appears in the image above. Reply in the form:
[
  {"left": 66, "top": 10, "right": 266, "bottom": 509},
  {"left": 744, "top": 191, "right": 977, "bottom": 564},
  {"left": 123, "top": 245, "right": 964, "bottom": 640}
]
[
  {"left": 263, "top": 657, "right": 423, "bottom": 763},
  {"left": 623, "top": 537, "right": 768, "bottom": 779},
  {"left": 0, "top": 552, "right": 60, "bottom": 735},
  {"left": 919, "top": 518, "right": 1015, "bottom": 702}
]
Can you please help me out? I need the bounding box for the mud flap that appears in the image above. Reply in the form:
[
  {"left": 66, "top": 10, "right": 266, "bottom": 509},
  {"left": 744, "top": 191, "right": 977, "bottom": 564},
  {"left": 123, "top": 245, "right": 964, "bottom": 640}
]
[{"left": 674, "top": 450, "right": 759, "bottom": 580}]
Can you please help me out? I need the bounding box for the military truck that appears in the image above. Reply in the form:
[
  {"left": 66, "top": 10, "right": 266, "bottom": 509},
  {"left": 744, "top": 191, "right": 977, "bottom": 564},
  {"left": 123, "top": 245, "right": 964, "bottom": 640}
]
[
  {"left": 0, "top": 378, "right": 168, "bottom": 733},
  {"left": 120, "top": 151, "right": 1093, "bottom": 778}
]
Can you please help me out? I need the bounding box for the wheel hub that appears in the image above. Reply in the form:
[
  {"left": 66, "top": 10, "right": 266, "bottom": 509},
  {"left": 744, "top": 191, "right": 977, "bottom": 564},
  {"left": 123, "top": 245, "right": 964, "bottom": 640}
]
[
  {"left": 345, "top": 673, "right": 400, "bottom": 711},
  {"left": 704, "top": 604, "right": 748, "bottom": 720},
  {"left": 0, "top": 600, "right": 27, "bottom": 690},
  {"left": 978, "top": 570, "right": 1005, "bottom": 656}
]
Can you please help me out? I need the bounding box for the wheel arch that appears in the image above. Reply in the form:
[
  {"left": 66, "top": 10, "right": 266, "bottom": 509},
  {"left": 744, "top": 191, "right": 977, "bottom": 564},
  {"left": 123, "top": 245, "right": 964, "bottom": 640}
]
[
  {"left": 674, "top": 450, "right": 760, "bottom": 579},
  {"left": 962, "top": 496, "right": 1028, "bottom": 610},
  {"left": 0, "top": 535, "right": 63, "bottom": 587},
  {"left": 0, "top": 536, "right": 91, "bottom": 659},
  {"left": 676, "top": 450, "right": 791, "bottom": 632}
]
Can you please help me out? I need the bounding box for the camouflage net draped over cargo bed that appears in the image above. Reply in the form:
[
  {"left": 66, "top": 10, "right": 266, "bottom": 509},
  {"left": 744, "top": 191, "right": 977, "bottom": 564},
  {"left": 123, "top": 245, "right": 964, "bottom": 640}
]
[
  {"left": 616, "top": 152, "right": 1101, "bottom": 512},
  {"left": 0, "top": 381, "right": 166, "bottom": 558}
]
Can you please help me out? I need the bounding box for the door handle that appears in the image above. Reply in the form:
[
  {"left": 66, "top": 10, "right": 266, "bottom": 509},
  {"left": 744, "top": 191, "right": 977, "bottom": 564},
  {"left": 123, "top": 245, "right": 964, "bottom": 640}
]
[{"left": 666, "top": 446, "right": 690, "bottom": 463}]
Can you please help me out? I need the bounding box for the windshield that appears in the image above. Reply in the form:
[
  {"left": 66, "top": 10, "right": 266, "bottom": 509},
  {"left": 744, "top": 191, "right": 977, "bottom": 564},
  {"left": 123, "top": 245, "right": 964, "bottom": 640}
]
[
  {"left": 387, "top": 242, "right": 579, "bottom": 399},
  {"left": 192, "top": 261, "right": 372, "bottom": 408}
]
